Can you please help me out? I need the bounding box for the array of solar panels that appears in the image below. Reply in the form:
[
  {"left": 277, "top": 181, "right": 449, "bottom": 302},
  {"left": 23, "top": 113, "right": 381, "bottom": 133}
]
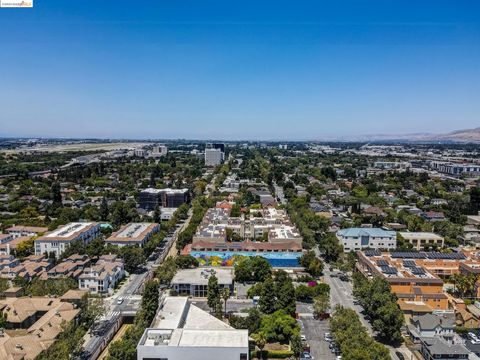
[
  {"left": 380, "top": 266, "right": 398, "bottom": 275},
  {"left": 410, "top": 267, "right": 426, "bottom": 276},
  {"left": 390, "top": 251, "right": 466, "bottom": 260},
  {"left": 364, "top": 250, "right": 381, "bottom": 257}
]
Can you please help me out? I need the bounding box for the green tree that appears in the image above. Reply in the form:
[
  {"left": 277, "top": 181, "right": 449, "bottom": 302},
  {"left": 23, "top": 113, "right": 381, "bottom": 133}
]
[
  {"left": 120, "top": 246, "right": 146, "bottom": 273},
  {"left": 141, "top": 280, "right": 160, "bottom": 323},
  {"left": 221, "top": 287, "right": 230, "bottom": 315},
  {"left": 252, "top": 331, "right": 267, "bottom": 360},
  {"left": 313, "top": 293, "right": 330, "bottom": 316},
  {"left": 259, "top": 310, "right": 298, "bottom": 343},
  {"left": 207, "top": 274, "right": 221, "bottom": 311},
  {"left": 175, "top": 255, "right": 199, "bottom": 269},
  {"left": 100, "top": 196, "right": 109, "bottom": 221},
  {"left": 274, "top": 271, "right": 296, "bottom": 315},
  {"left": 259, "top": 277, "right": 277, "bottom": 314},
  {"left": 153, "top": 205, "right": 161, "bottom": 224},
  {"left": 51, "top": 181, "right": 62, "bottom": 205}
]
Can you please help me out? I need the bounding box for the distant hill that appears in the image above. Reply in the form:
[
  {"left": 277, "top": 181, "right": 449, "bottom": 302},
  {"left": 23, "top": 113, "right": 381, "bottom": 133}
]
[
  {"left": 341, "top": 127, "right": 480, "bottom": 143},
  {"left": 426, "top": 127, "right": 480, "bottom": 143}
]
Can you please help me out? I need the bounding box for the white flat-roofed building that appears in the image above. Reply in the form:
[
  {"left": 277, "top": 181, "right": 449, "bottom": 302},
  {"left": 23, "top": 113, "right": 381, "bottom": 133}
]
[
  {"left": 337, "top": 227, "right": 397, "bottom": 252},
  {"left": 106, "top": 222, "right": 159, "bottom": 247},
  {"left": 34, "top": 222, "right": 100, "bottom": 257},
  {"left": 399, "top": 232, "right": 444, "bottom": 251},
  {"left": 171, "top": 268, "right": 233, "bottom": 297},
  {"left": 137, "top": 297, "right": 249, "bottom": 360}
]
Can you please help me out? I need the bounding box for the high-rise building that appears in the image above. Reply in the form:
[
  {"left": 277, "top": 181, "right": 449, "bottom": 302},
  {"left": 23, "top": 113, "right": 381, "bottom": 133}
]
[
  {"left": 205, "top": 148, "right": 223, "bottom": 166},
  {"left": 150, "top": 145, "right": 168, "bottom": 158},
  {"left": 212, "top": 143, "right": 225, "bottom": 153}
]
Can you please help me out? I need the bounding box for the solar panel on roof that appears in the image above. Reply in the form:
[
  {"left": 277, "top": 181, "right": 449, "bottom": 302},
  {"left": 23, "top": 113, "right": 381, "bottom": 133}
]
[
  {"left": 380, "top": 266, "right": 397, "bottom": 275},
  {"left": 403, "top": 260, "right": 416, "bottom": 267},
  {"left": 411, "top": 267, "right": 426, "bottom": 275},
  {"left": 391, "top": 252, "right": 425, "bottom": 259},
  {"left": 424, "top": 252, "right": 466, "bottom": 260},
  {"left": 377, "top": 259, "right": 389, "bottom": 266},
  {"left": 365, "top": 249, "right": 381, "bottom": 257}
]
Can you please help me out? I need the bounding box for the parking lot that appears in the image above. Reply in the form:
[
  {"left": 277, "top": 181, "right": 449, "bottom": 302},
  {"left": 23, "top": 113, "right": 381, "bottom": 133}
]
[{"left": 299, "top": 316, "right": 335, "bottom": 360}]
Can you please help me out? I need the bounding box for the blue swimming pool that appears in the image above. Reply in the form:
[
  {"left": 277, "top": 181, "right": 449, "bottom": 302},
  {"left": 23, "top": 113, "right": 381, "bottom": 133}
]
[{"left": 190, "top": 250, "right": 301, "bottom": 267}]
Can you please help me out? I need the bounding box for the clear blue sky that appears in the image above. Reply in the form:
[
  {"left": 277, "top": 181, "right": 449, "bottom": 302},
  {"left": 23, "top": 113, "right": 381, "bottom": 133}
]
[{"left": 0, "top": 0, "right": 479, "bottom": 140}]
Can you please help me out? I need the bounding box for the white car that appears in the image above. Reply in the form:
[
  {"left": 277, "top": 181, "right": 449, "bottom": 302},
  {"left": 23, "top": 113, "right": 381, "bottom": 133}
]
[
  {"left": 324, "top": 332, "right": 333, "bottom": 341},
  {"left": 301, "top": 334, "right": 307, "bottom": 341},
  {"left": 116, "top": 297, "right": 124, "bottom": 305}
]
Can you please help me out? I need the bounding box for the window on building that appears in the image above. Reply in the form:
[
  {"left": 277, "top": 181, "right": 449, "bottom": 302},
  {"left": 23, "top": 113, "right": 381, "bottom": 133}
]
[{"left": 240, "top": 354, "right": 248, "bottom": 360}]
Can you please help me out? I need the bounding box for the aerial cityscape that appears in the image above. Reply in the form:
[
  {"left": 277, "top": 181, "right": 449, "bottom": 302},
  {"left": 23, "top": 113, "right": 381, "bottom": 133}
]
[{"left": 1, "top": 1, "right": 480, "bottom": 360}]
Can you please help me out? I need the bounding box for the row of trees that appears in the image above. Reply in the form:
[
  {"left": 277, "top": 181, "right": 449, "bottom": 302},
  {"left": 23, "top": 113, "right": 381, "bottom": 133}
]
[
  {"left": 330, "top": 305, "right": 391, "bottom": 360},
  {"left": 352, "top": 273, "right": 404, "bottom": 344}
]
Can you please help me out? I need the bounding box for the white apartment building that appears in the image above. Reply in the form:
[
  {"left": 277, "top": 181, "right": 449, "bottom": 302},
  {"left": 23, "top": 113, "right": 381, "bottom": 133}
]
[
  {"left": 205, "top": 148, "right": 224, "bottom": 167},
  {"left": 78, "top": 254, "right": 124, "bottom": 294},
  {"left": 106, "top": 222, "right": 160, "bottom": 247},
  {"left": 398, "top": 232, "right": 444, "bottom": 251},
  {"left": 34, "top": 222, "right": 100, "bottom": 257},
  {"left": 336, "top": 227, "right": 397, "bottom": 252},
  {"left": 137, "top": 297, "right": 249, "bottom": 360}
]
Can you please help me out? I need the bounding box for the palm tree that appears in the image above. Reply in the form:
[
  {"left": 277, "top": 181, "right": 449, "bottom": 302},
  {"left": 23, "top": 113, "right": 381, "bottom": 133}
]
[
  {"left": 221, "top": 288, "right": 230, "bottom": 315},
  {"left": 252, "top": 332, "right": 267, "bottom": 360}
]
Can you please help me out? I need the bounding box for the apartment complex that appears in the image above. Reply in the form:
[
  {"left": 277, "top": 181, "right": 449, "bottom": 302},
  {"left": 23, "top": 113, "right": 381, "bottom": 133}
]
[
  {"left": 336, "top": 227, "right": 397, "bottom": 252},
  {"left": 5, "top": 225, "right": 48, "bottom": 238},
  {"left": 357, "top": 250, "right": 448, "bottom": 311},
  {"left": 106, "top": 222, "right": 160, "bottom": 247},
  {"left": 0, "top": 254, "right": 51, "bottom": 280},
  {"left": 138, "top": 188, "right": 189, "bottom": 210},
  {"left": 357, "top": 250, "right": 480, "bottom": 313},
  {"left": 184, "top": 207, "right": 303, "bottom": 266},
  {"left": 0, "top": 294, "right": 82, "bottom": 359},
  {"left": 137, "top": 297, "right": 249, "bottom": 360},
  {"left": 399, "top": 232, "right": 444, "bottom": 250},
  {"left": 430, "top": 161, "right": 480, "bottom": 176},
  {"left": 34, "top": 222, "right": 101, "bottom": 257},
  {"left": 78, "top": 254, "right": 125, "bottom": 294}
]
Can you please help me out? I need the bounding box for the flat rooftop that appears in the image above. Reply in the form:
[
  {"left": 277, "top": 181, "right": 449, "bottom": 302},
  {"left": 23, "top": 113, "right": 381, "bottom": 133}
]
[
  {"left": 171, "top": 268, "right": 233, "bottom": 286},
  {"left": 399, "top": 232, "right": 444, "bottom": 240},
  {"left": 142, "top": 188, "right": 188, "bottom": 194},
  {"left": 42, "top": 222, "right": 96, "bottom": 239},
  {"left": 141, "top": 296, "right": 248, "bottom": 349},
  {"left": 107, "top": 222, "right": 158, "bottom": 242}
]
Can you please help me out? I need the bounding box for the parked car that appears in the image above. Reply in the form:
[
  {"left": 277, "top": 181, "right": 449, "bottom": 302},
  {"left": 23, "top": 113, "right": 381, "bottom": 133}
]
[
  {"left": 324, "top": 332, "right": 333, "bottom": 342},
  {"left": 301, "top": 352, "right": 313, "bottom": 360},
  {"left": 395, "top": 351, "right": 405, "bottom": 360},
  {"left": 301, "top": 334, "right": 307, "bottom": 341},
  {"left": 116, "top": 297, "right": 124, "bottom": 305}
]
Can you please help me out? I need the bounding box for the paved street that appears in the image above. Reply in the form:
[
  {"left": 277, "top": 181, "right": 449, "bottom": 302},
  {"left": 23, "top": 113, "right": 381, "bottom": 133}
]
[{"left": 322, "top": 263, "right": 413, "bottom": 360}]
